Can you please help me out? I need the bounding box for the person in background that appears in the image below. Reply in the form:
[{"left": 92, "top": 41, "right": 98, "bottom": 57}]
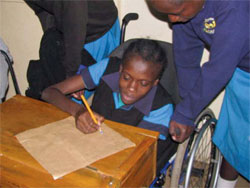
[
  {"left": 41, "top": 39, "right": 178, "bottom": 175},
  {"left": 147, "top": 0, "right": 250, "bottom": 187},
  {"left": 0, "top": 37, "right": 13, "bottom": 103},
  {"left": 24, "top": 0, "right": 120, "bottom": 78}
]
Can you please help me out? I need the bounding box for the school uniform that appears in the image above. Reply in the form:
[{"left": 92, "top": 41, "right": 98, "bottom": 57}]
[
  {"left": 25, "top": 0, "right": 120, "bottom": 77},
  {"left": 170, "top": 0, "right": 250, "bottom": 179},
  {"left": 81, "top": 57, "right": 178, "bottom": 174}
]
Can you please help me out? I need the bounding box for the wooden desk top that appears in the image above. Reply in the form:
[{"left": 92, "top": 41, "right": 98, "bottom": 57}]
[{"left": 0, "top": 95, "right": 159, "bottom": 187}]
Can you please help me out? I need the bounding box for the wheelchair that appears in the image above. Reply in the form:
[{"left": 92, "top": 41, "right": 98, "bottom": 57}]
[{"left": 117, "top": 13, "right": 222, "bottom": 188}]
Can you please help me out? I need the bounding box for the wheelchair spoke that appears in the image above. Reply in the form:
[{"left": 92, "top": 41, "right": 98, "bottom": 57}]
[
  {"left": 189, "top": 126, "right": 212, "bottom": 187},
  {"left": 181, "top": 114, "right": 217, "bottom": 188}
]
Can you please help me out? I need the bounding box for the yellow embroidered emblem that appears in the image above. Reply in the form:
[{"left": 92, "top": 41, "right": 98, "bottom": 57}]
[{"left": 204, "top": 17, "right": 216, "bottom": 34}]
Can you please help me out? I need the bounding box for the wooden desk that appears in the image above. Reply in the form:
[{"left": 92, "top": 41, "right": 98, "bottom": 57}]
[{"left": 0, "top": 95, "right": 159, "bottom": 187}]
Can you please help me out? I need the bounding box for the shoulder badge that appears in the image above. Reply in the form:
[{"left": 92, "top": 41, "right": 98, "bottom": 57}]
[{"left": 203, "top": 17, "right": 216, "bottom": 34}]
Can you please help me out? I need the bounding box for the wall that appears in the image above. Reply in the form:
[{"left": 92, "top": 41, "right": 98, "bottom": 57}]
[
  {"left": 1, "top": 0, "right": 223, "bottom": 117},
  {"left": 1, "top": 0, "right": 42, "bottom": 100}
]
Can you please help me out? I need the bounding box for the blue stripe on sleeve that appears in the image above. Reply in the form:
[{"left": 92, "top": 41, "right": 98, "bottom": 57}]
[
  {"left": 139, "top": 104, "right": 173, "bottom": 140},
  {"left": 138, "top": 120, "right": 169, "bottom": 140},
  {"left": 142, "top": 103, "right": 173, "bottom": 128},
  {"left": 88, "top": 58, "right": 110, "bottom": 85}
]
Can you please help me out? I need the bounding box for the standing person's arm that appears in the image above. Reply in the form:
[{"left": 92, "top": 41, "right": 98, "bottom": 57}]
[
  {"left": 173, "top": 23, "right": 205, "bottom": 99},
  {"left": 170, "top": 7, "right": 249, "bottom": 142},
  {"left": 61, "top": 1, "right": 88, "bottom": 77},
  {"left": 169, "top": 22, "right": 204, "bottom": 141}
]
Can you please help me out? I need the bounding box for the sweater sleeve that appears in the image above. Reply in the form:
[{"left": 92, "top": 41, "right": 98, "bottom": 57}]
[
  {"left": 171, "top": 7, "right": 249, "bottom": 126},
  {"left": 138, "top": 104, "right": 173, "bottom": 140},
  {"left": 172, "top": 23, "right": 205, "bottom": 99},
  {"left": 62, "top": 1, "right": 88, "bottom": 77}
]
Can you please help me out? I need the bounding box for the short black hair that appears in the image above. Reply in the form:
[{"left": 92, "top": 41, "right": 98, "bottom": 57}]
[{"left": 122, "top": 39, "right": 167, "bottom": 79}]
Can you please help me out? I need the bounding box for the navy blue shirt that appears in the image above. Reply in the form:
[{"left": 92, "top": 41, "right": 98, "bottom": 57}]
[{"left": 171, "top": 0, "right": 250, "bottom": 126}]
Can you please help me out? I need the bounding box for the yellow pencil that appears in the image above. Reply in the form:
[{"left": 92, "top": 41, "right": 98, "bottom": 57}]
[{"left": 80, "top": 95, "right": 103, "bottom": 134}]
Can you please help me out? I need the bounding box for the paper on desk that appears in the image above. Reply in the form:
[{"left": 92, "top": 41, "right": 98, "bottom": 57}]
[{"left": 16, "top": 116, "right": 135, "bottom": 180}]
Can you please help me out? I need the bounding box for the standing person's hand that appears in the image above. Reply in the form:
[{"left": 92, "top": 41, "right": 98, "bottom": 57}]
[
  {"left": 74, "top": 109, "right": 104, "bottom": 134},
  {"left": 169, "top": 120, "right": 195, "bottom": 142}
]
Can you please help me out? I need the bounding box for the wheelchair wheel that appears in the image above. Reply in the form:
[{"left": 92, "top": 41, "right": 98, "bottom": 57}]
[
  {"left": 183, "top": 108, "right": 221, "bottom": 188},
  {"left": 170, "top": 108, "right": 221, "bottom": 188}
]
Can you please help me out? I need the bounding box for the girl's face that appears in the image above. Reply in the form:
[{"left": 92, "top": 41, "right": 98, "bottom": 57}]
[{"left": 119, "top": 55, "right": 160, "bottom": 105}]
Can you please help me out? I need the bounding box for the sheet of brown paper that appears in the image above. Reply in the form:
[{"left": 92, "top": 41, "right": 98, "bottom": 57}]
[{"left": 16, "top": 116, "right": 135, "bottom": 179}]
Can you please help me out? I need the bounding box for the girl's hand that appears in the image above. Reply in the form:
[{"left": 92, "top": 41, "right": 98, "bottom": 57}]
[
  {"left": 71, "top": 90, "right": 84, "bottom": 100},
  {"left": 74, "top": 109, "right": 104, "bottom": 134}
]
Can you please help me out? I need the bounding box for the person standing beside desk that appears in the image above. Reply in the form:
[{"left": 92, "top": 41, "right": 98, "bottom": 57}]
[
  {"left": 25, "top": 0, "right": 120, "bottom": 77},
  {"left": 24, "top": 0, "right": 120, "bottom": 100},
  {"left": 147, "top": 0, "right": 250, "bottom": 187}
]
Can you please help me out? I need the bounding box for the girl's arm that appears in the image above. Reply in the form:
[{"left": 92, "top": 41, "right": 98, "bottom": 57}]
[
  {"left": 41, "top": 74, "right": 85, "bottom": 117},
  {"left": 41, "top": 74, "right": 104, "bottom": 133}
]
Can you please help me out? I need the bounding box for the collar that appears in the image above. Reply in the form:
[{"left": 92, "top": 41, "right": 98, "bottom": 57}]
[{"left": 102, "top": 72, "right": 157, "bottom": 116}]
